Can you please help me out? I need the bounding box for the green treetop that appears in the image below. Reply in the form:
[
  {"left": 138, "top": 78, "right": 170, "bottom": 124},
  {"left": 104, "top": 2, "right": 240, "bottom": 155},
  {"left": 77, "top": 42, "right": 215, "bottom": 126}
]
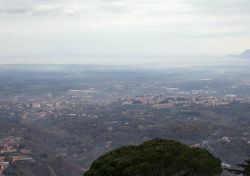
[{"left": 84, "top": 139, "right": 222, "bottom": 176}]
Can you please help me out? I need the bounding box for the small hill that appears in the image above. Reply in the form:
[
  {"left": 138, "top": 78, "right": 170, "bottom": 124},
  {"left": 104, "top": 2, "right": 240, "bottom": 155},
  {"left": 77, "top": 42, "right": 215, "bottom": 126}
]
[
  {"left": 240, "top": 49, "right": 250, "bottom": 58},
  {"left": 84, "top": 139, "right": 222, "bottom": 176}
]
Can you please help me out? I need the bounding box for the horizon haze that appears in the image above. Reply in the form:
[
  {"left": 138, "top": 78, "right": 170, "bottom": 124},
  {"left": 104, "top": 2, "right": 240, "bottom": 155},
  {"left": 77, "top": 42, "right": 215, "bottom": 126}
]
[{"left": 0, "top": 0, "right": 250, "bottom": 64}]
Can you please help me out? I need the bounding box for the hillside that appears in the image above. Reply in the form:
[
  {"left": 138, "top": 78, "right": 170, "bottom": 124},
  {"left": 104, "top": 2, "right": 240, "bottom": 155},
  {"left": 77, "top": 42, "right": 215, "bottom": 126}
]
[
  {"left": 84, "top": 139, "right": 222, "bottom": 176},
  {"left": 3, "top": 156, "right": 82, "bottom": 176},
  {"left": 4, "top": 157, "right": 82, "bottom": 176},
  {"left": 240, "top": 49, "right": 250, "bottom": 58}
]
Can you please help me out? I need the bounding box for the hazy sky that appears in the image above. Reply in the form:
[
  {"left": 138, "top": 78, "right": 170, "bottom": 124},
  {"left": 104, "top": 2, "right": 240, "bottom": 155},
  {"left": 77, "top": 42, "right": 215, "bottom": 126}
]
[{"left": 0, "top": 0, "right": 250, "bottom": 64}]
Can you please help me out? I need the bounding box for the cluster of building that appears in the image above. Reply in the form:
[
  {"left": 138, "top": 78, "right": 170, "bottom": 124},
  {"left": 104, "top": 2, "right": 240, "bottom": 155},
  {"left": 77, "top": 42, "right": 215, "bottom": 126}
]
[
  {"left": 2, "top": 90, "right": 250, "bottom": 123},
  {"left": 0, "top": 136, "right": 32, "bottom": 175},
  {"left": 0, "top": 88, "right": 115, "bottom": 120},
  {"left": 121, "top": 95, "right": 250, "bottom": 109}
]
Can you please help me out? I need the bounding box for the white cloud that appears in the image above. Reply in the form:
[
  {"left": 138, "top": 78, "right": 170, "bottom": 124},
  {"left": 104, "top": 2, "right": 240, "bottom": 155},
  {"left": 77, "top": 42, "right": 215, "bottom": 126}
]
[{"left": 0, "top": 0, "right": 250, "bottom": 63}]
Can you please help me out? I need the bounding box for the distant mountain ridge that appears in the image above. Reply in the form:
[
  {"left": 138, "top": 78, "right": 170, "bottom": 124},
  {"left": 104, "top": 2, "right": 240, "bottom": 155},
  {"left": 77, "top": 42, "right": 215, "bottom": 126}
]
[
  {"left": 240, "top": 49, "right": 250, "bottom": 58},
  {"left": 227, "top": 49, "right": 250, "bottom": 58}
]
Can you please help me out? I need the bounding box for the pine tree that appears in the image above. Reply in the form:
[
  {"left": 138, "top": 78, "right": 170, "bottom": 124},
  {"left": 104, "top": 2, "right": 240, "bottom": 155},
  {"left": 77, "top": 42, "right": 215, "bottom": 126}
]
[{"left": 227, "top": 158, "right": 250, "bottom": 176}]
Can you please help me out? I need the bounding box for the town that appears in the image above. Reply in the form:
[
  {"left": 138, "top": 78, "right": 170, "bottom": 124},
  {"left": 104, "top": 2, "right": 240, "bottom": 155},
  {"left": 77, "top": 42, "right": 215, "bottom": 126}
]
[
  {"left": 1, "top": 92, "right": 250, "bottom": 174},
  {"left": 0, "top": 136, "right": 32, "bottom": 175},
  {"left": 1, "top": 65, "right": 250, "bottom": 175}
]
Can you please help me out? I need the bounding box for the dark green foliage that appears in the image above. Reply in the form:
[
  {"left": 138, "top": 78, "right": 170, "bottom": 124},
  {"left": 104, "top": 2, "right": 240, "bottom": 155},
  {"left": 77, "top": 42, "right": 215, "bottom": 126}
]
[
  {"left": 238, "top": 158, "right": 250, "bottom": 176},
  {"left": 227, "top": 158, "right": 250, "bottom": 176},
  {"left": 84, "top": 139, "right": 222, "bottom": 176}
]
